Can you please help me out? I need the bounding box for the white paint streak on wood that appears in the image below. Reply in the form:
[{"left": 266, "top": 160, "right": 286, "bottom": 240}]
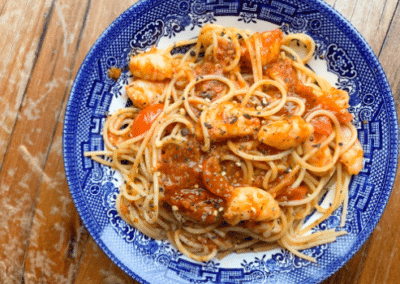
[
  {"left": 0, "top": 101, "right": 17, "bottom": 134},
  {"left": 0, "top": 193, "right": 31, "bottom": 235},
  {"left": 27, "top": 212, "right": 45, "bottom": 249},
  {"left": 24, "top": 250, "right": 76, "bottom": 284},
  {"left": 0, "top": 237, "right": 27, "bottom": 283},
  {"left": 22, "top": 78, "right": 60, "bottom": 121},
  {"left": 18, "top": 145, "right": 51, "bottom": 184},
  {"left": 382, "top": 233, "right": 399, "bottom": 283},
  {"left": 50, "top": 135, "right": 63, "bottom": 156},
  {"left": 15, "top": 48, "right": 36, "bottom": 110},
  {"left": 1, "top": 183, "right": 10, "bottom": 192},
  {"left": 50, "top": 205, "right": 60, "bottom": 215},
  {"left": 58, "top": 195, "right": 72, "bottom": 218},
  {"left": 55, "top": 2, "right": 75, "bottom": 58},
  {"left": 0, "top": 6, "right": 25, "bottom": 79},
  {"left": 100, "top": 268, "right": 127, "bottom": 284},
  {"left": 53, "top": 222, "right": 65, "bottom": 252},
  {"left": 18, "top": 173, "right": 31, "bottom": 189},
  {"left": 7, "top": 168, "right": 16, "bottom": 177}
]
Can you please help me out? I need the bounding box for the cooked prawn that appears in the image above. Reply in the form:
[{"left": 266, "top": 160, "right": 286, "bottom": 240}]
[
  {"left": 224, "top": 187, "right": 281, "bottom": 226},
  {"left": 125, "top": 79, "right": 167, "bottom": 109},
  {"left": 258, "top": 116, "right": 314, "bottom": 150},
  {"left": 195, "top": 102, "right": 260, "bottom": 141},
  {"left": 201, "top": 155, "right": 281, "bottom": 226},
  {"left": 303, "top": 133, "right": 334, "bottom": 177},
  {"left": 241, "top": 29, "right": 283, "bottom": 66},
  {"left": 340, "top": 125, "right": 363, "bottom": 175},
  {"left": 129, "top": 47, "right": 173, "bottom": 81},
  {"left": 315, "top": 87, "right": 353, "bottom": 123}
]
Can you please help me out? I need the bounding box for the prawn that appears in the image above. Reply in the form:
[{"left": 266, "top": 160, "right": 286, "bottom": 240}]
[
  {"left": 258, "top": 116, "right": 314, "bottom": 150},
  {"left": 315, "top": 87, "right": 353, "bottom": 123},
  {"left": 339, "top": 125, "right": 363, "bottom": 175},
  {"left": 241, "top": 29, "right": 283, "bottom": 66},
  {"left": 202, "top": 155, "right": 281, "bottom": 226},
  {"left": 302, "top": 133, "right": 334, "bottom": 177},
  {"left": 129, "top": 47, "right": 173, "bottom": 81},
  {"left": 195, "top": 102, "right": 260, "bottom": 141},
  {"left": 125, "top": 79, "right": 167, "bottom": 109}
]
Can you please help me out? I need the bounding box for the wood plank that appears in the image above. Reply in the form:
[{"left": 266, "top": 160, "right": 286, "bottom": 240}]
[
  {"left": 65, "top": 0, "right": 141, "bottom": 280},
  {"left": 333, "top": 0, "right": 398, "bottom": 55},
  {"left": 379, "top": 2, "right": 400, "bottom": 100},
  {"left": 322, "top": 241, "right": 371, "bottom": 284},
  {"left": 73, "top": 238, "right": 136, "bottom": 284},
  {"left": 0, "top": 0, "right": 92, "bottom": 281},
  {"left": 324, "top": 0, "right": 337, "bottom": 7},
  {"left": 346, "top": 0, "right": 398, "bottom": 55},
  {"left": 22, "top": 103, "right": 91, "bottom": 283},
  {"left": 0, "top": 0, "right": 53, "bottom": 167},
  {"left": 336, "top": 3, "right": 400, "bottom": 283},
  {"left": 354, "top": 167, "right": 400, "bottom": 284},
  {"left": 20, "top": 0, "right": 139, "bottom": 282}
]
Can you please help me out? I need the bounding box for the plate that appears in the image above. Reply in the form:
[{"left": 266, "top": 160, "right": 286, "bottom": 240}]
[{"left": 63, "top": 0, "right": 399, "bottom": 283}]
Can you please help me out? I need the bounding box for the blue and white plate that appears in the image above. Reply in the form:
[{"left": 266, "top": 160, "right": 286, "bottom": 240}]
[{"left": 63, "top": 0, "right": 399, "bottom": 283}]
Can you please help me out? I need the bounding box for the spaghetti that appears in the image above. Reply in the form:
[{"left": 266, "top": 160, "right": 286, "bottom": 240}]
[{"left": 85, "top": 24, "right": 364, "bottom": 262}]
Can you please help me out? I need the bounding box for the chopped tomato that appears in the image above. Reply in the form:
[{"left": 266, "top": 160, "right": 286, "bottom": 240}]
[
  {"left": 130, "top": 103, "right": 164, "bottom": 137},
  {"left": 310, "top": 115, "right": 333, "bottom": 135},
  {"left": 276, "top": 185, "right": 308, "bottom": 202}
]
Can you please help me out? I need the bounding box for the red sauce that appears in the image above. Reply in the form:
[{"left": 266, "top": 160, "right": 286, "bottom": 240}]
[
  {"left": 194, "top": 61, "right": 225, "bottom": 98},
  {"left": 215, "top": 38, "right": 236, "bottom": 67},
  {"left": 159, "top": 136, "right": 226, "bottom": 223},
  {"left": 264, "top": 58, "right": 353, "bottom": 124}
]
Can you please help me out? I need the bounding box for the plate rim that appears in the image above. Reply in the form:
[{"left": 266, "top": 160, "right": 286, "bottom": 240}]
[{"left": 62, "top": 0, "right": 400, "bottom": 283}]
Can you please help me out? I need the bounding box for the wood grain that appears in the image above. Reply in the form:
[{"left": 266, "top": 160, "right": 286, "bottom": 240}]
[
  {"left": 0, "top": 0, "right": 399, "bottom": 283},
  {"left": 332, "top": 0, "right": 398, "bottom": 54},
  {"left": 14, "top": 1, "right": 139, "bottom": 283},
  {"left": 0, "top": 0, "right": 93, "bottom": 282},
  {"left": 0, "top": 0, "right": 53, "bottom": 166}
]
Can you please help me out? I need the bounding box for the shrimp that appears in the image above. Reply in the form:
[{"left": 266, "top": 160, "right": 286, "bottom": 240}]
[
  {"left": 315, "top": 87, "right": 353, "bottom": 123},
  {"left": 339, "top": 125, "right": 363, "bottom": 175},
  {"left": 125, "top": 79, "right": 167, "bottom": 109},
  {"left": 266, "top": 59, "right": 297, "bottom": 90},
  {"left": 303, "top": 133, "right": 333, "bottom": 176},
  {"left": 129, "top": 47, "right": 173, "bottom": 81},
  {"left": 241, "top": 29, "right": 283, "bottom": 66},
  {"left": 224, "top": 187, "right": 281, "bottom": 226},
  {"left": 258, "top": 116, "right": 314, "bottom": 150},
  {"left": 201, "top": 155, "right": 281, "bottom": 226},
  {"left": 195, "top": 102, "right": 260, "bottom": 141}
]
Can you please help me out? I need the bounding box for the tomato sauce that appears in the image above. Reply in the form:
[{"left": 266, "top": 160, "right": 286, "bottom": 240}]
[
  {"left": 159, "top": 136, "right": 226, "bottom": 223},
  {"left": 194, "top": 61, "right": 225, "bottom": 98},
  {"left": 263, "top": 58, "right": 353, "bottom": 124}
]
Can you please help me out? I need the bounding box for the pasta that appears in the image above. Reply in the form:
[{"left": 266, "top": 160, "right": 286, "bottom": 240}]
[{"left": 85, "top": 24, "right": 364, "bottom": 262}]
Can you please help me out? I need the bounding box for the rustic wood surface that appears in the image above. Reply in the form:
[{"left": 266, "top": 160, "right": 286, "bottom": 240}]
[{"left": 0, "top": 0, "right": 399, "bottom": 283}]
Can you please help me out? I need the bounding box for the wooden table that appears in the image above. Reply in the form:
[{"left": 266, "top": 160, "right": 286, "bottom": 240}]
[{"left": 1, "top": 0, "right": 399, "bottom": 283}]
